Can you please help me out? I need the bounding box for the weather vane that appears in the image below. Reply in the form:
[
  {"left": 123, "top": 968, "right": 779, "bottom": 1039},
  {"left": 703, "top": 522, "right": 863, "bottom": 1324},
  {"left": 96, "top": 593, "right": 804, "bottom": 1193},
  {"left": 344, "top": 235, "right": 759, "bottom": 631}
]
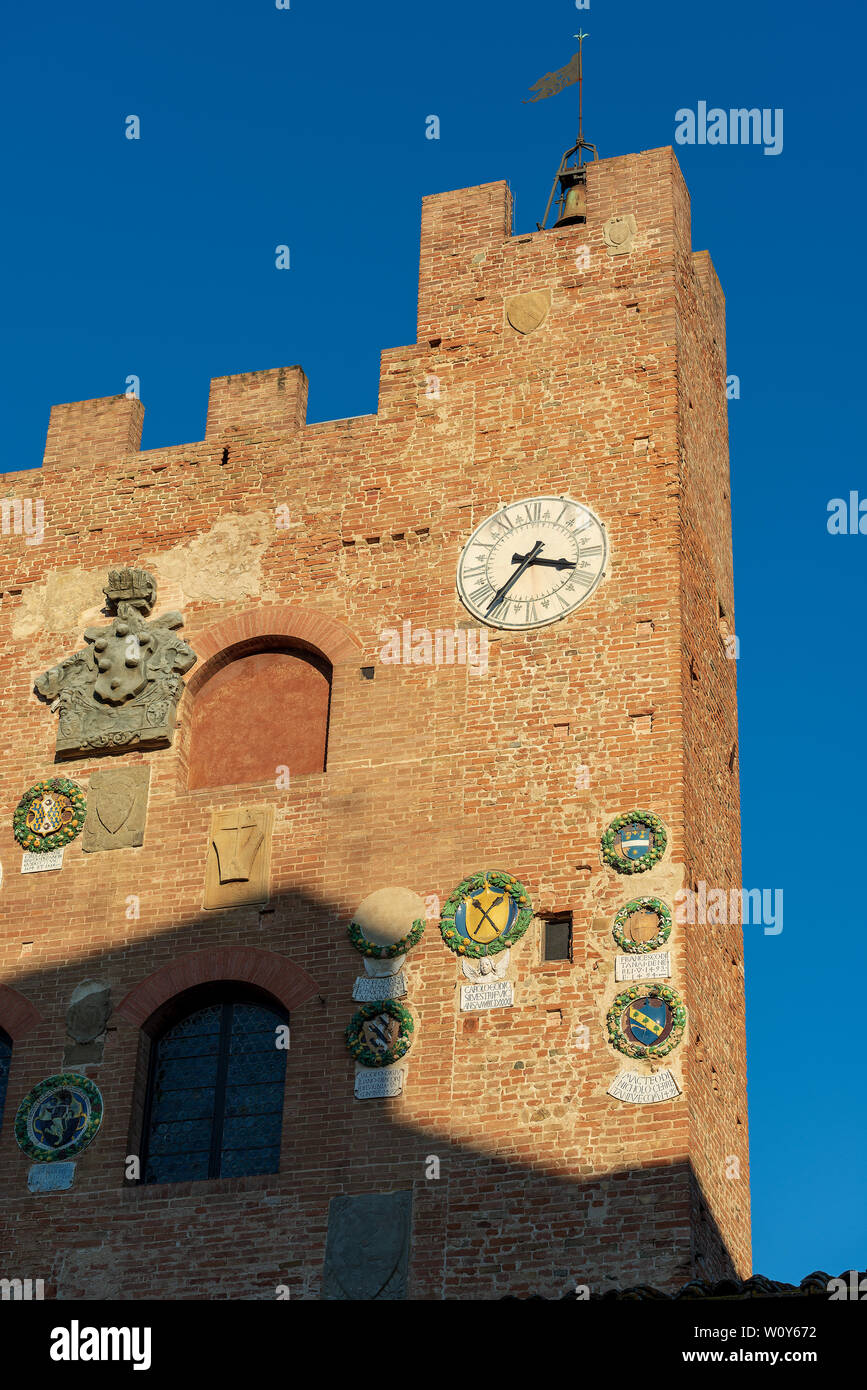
[{"left": 524, "top": 31, "right": 599, "bottom": 231}]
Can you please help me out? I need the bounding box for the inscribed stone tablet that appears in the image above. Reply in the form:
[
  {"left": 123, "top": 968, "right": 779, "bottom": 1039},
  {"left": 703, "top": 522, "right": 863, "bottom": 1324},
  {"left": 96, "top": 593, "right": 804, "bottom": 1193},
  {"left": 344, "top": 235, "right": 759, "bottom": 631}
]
[
  {"left": 353, "top": 972, "right": 407, "bottom": 1002},
  {"left": 28, "top": 1162, "right": 76, "bottom": 1193},
  {"left": 354, "top": 1066, "right": 405, "bottom": 1099},
  {"left": 607, "top": 1070, "right": 681, "bottom": 1104},
  {"left": 460, "top": 980, "right": 514, "bottom": 1012},
  {"left": 615, "top": 951, "right": 671, "bottom": 982},
  {"left": 21, "top": 848, "right": 64, "bottom": 873}
]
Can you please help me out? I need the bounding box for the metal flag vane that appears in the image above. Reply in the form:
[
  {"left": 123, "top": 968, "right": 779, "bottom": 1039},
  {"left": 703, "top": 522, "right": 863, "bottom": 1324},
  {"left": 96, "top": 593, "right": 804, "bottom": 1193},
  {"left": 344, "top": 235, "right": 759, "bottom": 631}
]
[{"left": 536, "top": 30, "right": 599, "bottom": 231}]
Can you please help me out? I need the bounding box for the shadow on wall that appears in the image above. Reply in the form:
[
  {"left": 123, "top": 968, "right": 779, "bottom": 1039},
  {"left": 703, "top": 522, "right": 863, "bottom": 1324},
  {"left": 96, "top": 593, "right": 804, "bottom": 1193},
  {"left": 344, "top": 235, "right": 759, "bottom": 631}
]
[{"left": 0, "top": 883, "right": 738, "bottom": 1300}]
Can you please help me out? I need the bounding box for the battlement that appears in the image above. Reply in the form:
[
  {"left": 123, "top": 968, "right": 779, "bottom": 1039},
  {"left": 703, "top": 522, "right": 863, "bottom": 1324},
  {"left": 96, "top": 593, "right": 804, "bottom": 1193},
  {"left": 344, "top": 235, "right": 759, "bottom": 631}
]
[{"left": 28, "top": 147, "right": 722, "bottom": 478}]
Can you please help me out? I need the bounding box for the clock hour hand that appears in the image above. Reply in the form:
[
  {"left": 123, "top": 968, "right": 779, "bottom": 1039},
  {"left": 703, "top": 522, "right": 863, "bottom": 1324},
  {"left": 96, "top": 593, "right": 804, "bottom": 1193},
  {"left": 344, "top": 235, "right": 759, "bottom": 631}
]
[
  {"left": 511, "top": 551, "right": 576, "bottom": 571},
  {"left": 485, "top": 540, "right": 545, "bottom": 615}
]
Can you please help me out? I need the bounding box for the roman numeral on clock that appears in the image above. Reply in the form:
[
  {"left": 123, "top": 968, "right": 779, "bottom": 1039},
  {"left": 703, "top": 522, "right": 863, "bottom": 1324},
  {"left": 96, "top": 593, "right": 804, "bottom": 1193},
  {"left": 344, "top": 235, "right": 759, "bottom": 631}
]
[
  {"left": 524, "top": 500, "right": 542, "bottom": 525},
  {"left": 469, "top": 581, "right": 495, "bottom": 605}
]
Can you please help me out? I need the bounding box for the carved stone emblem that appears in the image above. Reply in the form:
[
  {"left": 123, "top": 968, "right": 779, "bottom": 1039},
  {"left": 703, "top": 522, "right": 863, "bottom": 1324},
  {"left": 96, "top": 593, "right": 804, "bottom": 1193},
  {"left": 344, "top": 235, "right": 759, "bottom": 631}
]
[
  {"left": 35, "top": 568, "right": 196, "bottom": 759},
  {"left": 82, "top": 767, "right": 150, "bottom": 853},
  {"left": 322, "top": 1191, "right": 413, "bottom": 1300},
  {"left": 203, "top": 805, "right": 273, "bottom": 909},
  {"left": 63, "top": 979, "right": 112, "bottom": 1066},
  {"left": 505, "top": 289, "right": 551, "bottom": 334},
  {"left": 602, "top": 213, "right": 637, "bottom": 255}
]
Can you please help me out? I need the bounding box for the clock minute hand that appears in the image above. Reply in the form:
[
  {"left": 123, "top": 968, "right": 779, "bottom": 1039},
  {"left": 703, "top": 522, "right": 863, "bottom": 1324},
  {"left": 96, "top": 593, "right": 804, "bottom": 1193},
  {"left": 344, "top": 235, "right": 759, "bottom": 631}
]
[
  {"left": 511, "top": 551, "right": 576, "bottom": 571},
  {"left": 485, "top": 540, "right": 545, "bottom": 615}
]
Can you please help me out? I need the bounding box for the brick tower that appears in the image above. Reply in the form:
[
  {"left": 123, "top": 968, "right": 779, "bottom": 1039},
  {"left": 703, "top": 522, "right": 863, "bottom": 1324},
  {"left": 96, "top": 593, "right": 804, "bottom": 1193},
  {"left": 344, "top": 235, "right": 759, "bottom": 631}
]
[{"left": 0, "top": 144, "right": 748, "bottom": 1299}]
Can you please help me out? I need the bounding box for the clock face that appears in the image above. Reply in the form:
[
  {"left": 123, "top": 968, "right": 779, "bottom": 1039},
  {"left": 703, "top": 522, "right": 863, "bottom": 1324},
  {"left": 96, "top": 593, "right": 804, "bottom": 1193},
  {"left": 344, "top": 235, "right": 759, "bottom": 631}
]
[{"left": 456, "top": 495, "right": 608, "bottom": 630}]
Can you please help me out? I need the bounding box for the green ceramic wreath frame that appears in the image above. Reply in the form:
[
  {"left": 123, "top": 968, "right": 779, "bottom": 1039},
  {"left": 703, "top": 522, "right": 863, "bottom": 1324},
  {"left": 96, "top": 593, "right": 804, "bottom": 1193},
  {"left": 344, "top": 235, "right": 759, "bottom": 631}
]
[
  {"left": 439, "top": 870, "right": 533, "bottom": 959},
  {"left": 345, "top": 998, "right": 415, "bottom": 1068},
  {"left": 606, "top": 983, "right": 686, "bottom": 1059},
  {"left": 14, "top": 1071, "right": 104, "bottom": 1161},
  {"left": 601, "top": 810, "right": 667, "bottom": 875},
  {"left": 13, "top": 777, "right": 87, "bottom": 853},
  {"left": 612, "top": 897, "right": 673, "bottom": 954},
  {"left": 347, "top": 917, "right": 425, "bottom": 960}
]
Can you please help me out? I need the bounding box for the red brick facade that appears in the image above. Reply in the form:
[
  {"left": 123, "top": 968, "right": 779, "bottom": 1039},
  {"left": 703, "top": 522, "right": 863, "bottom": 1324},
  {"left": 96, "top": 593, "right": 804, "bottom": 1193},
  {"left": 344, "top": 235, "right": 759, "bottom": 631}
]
[{"left": 0, "top": 145, "right": 749, "bottom": 1298}]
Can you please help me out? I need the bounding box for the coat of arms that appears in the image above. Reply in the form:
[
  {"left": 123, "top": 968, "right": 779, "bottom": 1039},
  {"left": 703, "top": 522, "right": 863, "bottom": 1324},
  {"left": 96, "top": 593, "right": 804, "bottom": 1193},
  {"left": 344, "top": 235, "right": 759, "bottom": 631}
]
[{"left": 35, "top": 568, "right": 196, "bottom": 758}]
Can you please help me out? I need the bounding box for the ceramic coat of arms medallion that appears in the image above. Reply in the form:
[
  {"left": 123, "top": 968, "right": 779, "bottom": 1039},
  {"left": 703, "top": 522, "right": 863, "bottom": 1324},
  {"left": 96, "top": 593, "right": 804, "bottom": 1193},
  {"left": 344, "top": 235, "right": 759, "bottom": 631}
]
[
  {"left": 15, "top": 1073, "right": 104, "bottom": 1161},
  {"left": 34, "top": 567, "right": 196, "bottom": 758},
  {"left": 612, "top": 897, "right": 673, "bottom": 953},
  {"left": 606, "top": 984, "right": 686, "bottom": 1059},
  {"left": 439, "top": 871, "right": 533, "bottom": 958},
  {"left": 601, "top": 811, "right": 667, "bottom": 874},
  {"left": 346, "top": 1000, "right": 415, "bottom": 1068},
  {"left": 13, "top": 778, "right": 86, "bottom": 853}
]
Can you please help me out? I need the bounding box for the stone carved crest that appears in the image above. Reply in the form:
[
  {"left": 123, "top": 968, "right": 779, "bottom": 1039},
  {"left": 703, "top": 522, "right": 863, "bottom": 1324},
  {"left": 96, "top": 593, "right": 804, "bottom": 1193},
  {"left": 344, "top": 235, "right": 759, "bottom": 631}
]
[
  {"left": 82, "top": 766, "right": 150, "bottom": 853},
  {"left": 506, "top": 289, "right": 551, "bottom": 334},
  {"left": 204, "top": 805, "right": 273, "bottom": 910},
  {"left": 322, "top": 1191, "right": 413, "bottom": 1300},
  {"left": 602, "top": 213, "right": 637, "bottom": 256},
  {"left": 35, "top": 568, "right": 196, "bottom": 759}
]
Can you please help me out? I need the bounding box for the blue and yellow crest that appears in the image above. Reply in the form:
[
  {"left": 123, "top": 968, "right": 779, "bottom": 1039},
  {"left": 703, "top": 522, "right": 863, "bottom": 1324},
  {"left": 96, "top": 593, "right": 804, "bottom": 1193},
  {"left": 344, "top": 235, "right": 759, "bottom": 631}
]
[
  {"left": 13, "top": 778, "right": 87, "bottom": 854},
  {"left": 626, "top": 997, "right": 671, "bottom": 1047},
  {"left": 606, "top": 984, "right": 686, "bottom": 1060},
  {"left": 440, "top": 871, "right": 533, "bottom": 958},
  {"left": 601, "top": 810, "right": 667, "bottom": 875}
]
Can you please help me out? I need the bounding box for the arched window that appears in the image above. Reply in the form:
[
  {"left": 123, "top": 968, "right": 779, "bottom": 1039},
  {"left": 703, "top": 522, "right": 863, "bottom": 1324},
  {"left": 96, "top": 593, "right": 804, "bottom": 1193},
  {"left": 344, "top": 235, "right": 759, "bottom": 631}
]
[
  {"left": 140, "top": 986, "right": 288, "bottom": 1184},
  {"left": 0, "top": 1028, "right": 11, "bottom": 1130},
  {"left": 187, "top": 646, "right": 332, "bottom": 790}
]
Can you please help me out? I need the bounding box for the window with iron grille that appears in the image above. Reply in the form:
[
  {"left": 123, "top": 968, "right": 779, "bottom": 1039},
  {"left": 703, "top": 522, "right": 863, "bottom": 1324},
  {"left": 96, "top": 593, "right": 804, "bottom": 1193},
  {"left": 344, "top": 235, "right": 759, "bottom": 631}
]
[
  {"left": 542, "top": 914, "right": 573, "bottom": 962},
  {"left": 141, "top": 992, "right": 288, "bottom": 1184}
]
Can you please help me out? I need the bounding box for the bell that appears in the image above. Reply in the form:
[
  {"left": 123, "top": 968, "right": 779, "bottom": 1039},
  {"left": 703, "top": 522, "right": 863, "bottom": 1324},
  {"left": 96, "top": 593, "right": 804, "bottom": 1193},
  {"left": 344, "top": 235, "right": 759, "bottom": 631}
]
[{"left": 554, "top": 178, "right": 587, "bottom": 228}]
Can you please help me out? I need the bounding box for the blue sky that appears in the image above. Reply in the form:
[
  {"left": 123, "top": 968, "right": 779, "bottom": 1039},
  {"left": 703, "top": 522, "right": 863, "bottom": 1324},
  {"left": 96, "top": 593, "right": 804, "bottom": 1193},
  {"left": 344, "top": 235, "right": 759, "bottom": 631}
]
[{"left": 1, "top": 0, "right": 863, "bottom": 1283}]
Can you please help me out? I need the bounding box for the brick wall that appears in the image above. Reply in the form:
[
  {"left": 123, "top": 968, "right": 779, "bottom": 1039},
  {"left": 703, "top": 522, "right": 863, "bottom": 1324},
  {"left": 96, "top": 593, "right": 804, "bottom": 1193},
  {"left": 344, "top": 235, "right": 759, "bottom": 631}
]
[{"left": 0, "top": 145, "right": 749, "bottom": 1299}]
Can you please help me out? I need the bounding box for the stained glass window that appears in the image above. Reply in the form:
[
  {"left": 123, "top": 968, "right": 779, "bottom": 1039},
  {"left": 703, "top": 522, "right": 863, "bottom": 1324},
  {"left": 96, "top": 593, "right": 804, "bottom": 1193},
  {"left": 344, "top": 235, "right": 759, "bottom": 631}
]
[
  {"left": 0, "top": 1028, "right": 12, "bottom": 1131},
  {"left": 142, "top": 994, "right": 287, "bottom": 1184}
]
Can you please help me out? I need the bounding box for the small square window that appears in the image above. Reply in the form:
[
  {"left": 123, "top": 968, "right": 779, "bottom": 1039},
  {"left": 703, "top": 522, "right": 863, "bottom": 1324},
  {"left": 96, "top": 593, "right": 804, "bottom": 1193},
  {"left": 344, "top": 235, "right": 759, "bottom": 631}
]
[{"left": 543, "top": 915, "right": 572, "bottom": 962}]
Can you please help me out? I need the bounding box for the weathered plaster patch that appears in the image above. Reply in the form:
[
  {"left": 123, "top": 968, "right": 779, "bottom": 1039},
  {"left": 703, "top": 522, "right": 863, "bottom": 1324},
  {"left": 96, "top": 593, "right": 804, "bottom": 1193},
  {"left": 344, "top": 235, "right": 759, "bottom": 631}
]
[
  {"left": 146, "top": 512, "right": 273, "bottom": 603},
  {"left": 11, "top": 569, "right": 105, "bottom": 641}
]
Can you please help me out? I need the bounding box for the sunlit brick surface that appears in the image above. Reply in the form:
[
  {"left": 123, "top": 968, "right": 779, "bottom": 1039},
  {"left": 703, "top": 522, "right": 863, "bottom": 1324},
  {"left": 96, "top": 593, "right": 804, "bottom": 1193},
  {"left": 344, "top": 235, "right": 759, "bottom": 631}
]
[{"left": 0, "top": 146, "right": 748, "bottom": 1299}]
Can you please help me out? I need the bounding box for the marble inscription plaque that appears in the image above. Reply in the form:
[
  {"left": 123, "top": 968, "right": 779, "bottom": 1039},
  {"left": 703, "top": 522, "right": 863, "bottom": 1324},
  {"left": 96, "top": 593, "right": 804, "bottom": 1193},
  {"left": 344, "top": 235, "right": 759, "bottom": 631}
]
[
  {"left": 607, "top": 1070, "right": 681, "bottom": 1104},
  {"left": 28, "top": 1162, "right": 76, "bottom": 1193},
  {"left": 460, "top": 980, "right": 514, "bottom": 1012},
  {"left": 615, "top": 950, "right": 671, "bottom": 982},
  {"left": 354, "top": 1066, "right": 405, "bottom": 1099},
  {"left": 353, "top": 972, "right": 407, "bottom": 1002},
  {"left": 21, "top": 848, "right": 64, "bottom": 873}
]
